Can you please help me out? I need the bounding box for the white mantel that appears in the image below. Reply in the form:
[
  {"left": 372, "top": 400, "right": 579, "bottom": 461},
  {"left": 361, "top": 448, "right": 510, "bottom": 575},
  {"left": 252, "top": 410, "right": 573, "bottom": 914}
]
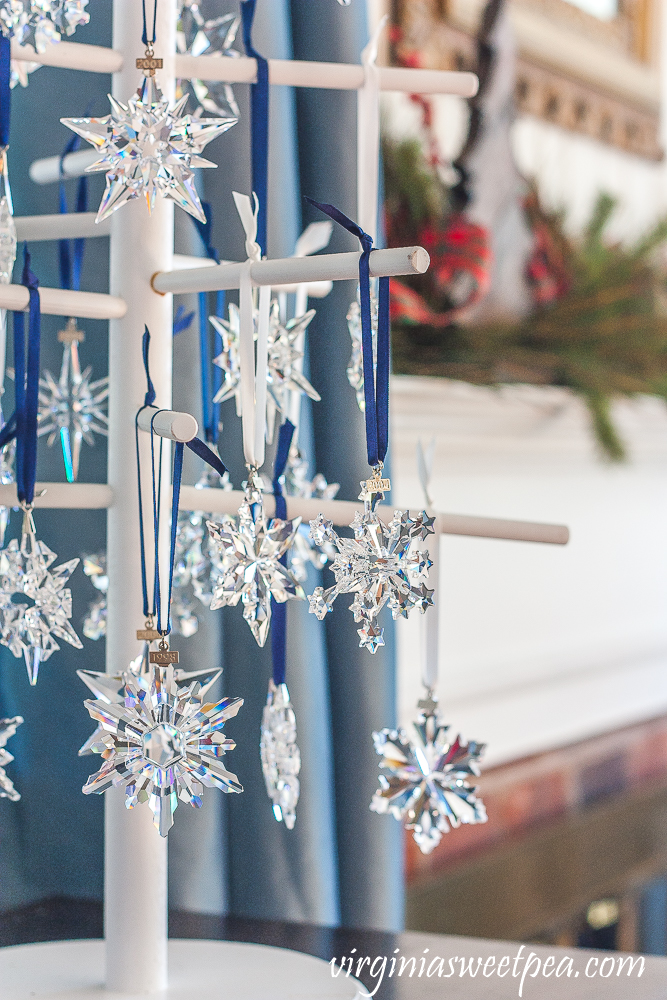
[{"left": 392, "top": 375, "right": 667, "bottom": 766}]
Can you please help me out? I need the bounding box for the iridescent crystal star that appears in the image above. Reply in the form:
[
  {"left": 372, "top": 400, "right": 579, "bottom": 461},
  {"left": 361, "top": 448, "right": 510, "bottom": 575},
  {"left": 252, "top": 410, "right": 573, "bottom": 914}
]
[
  {"left": 61, "top": 75, "right": 237, "bottom": 223},
  {"left": 346, "top": 285, "right": 377, "bottom": 412},
  {"left": 207, "top": 483, "right": 305, "bottom": 647},
  {"left": 0, "top": 516, "right": 82, "bottom": 684},
  {"left": 82, "top": 664, "right": 243, "bottom": 836},
  {"left": 176, "top": 2, "right": 240, "bottom": 119},
  {"left": 211, "top": 300, "right": 320, "bottom": 440},
  {"left": 371, "top": 695, "right": 487, "bottom": 854},
  {"left": 308, "top": 490, "right": 435, "bottom": 653},
  {"left": 0, "top": 714, "right": 22, "bottom": 801},
  {"left": 78, "top": 648, "right": 221, "bottom": 756},
  {"left": 38, "top": 320, "right": 109, "bottom": 482},
  {"left": 260, "top": 679, "right": 300, "bottom": 829}
]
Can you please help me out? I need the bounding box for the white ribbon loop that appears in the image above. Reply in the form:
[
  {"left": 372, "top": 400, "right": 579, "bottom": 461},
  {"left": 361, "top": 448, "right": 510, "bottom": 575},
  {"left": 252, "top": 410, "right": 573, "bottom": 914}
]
[
  {"left": 233, "top": 190, "right": 271, "bottom": 472},
  {"left": 357, "top": 15, "right": 388, "bottom": 240}
]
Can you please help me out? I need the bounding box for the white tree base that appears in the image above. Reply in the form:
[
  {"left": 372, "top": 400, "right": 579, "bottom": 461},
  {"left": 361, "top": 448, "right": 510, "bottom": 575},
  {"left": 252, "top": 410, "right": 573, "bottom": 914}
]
[{"left": 0, "top": 939, "right": 366, "bottom": 1000}]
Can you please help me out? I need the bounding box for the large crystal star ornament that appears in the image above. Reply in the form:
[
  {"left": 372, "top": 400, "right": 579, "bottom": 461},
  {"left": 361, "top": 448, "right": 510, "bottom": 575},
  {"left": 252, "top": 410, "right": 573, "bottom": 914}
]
[
  {"left": 0, "top": 714, "right": 22, "bottom": 801},
  {"left": 0, "top": 523, "right": 82, "bottom": 684},
  {"left": 61, "top": 76, "right": 237, "bottom": 223},
  {"left": 82, "top": 664, "right": 243, "bottom": 836},
  {"left": 308, "top": 493, "right": 435, "bottom": 652},
  {"left": 371, "top": 698, "right": 487, "bottom": 854},
  {"left": 260, "top": 680, "right": 301, "bottom": 829},
  {"left": 207, "top": 493, "right": 305, "bottom": 647}
]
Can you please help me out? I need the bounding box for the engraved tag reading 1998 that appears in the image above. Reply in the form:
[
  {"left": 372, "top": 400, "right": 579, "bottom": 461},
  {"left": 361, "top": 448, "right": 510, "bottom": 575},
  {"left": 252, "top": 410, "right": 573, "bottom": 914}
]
[
  {"left": 137, "top": 628, "right": 161, "bottom": 642},
  {"left": 150, "top": 650, "right": 179, "bottom": 665}
]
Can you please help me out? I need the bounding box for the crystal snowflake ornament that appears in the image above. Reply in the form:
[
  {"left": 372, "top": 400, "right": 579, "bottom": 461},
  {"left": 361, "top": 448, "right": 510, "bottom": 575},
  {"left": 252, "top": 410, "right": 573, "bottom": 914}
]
[
  {"left": 82, "top": 663, "right": 243, "bottom": 836},
  {"left": 78, "top": 647, "right": 221, "bottom": 757},
  {"left": 0, "top": 714, "right": 22, "bottom": 801},
  {"left": 308, "top": 479, "right": 435, "bottom": 653},
  {"left": 176, "top": 2, "right": 240, "bottom": 120},
  {"left": 0, "top": 509, "right": 82, "bottom": 683},
  {"left": 1, "top": 1, "right": 89, "bottom": 87},
  {"left": 61, "top": 62, "right": 237, "bottom": 224},
  {"left": 371, "top": 692, "right": 487, "bottom": 854},
  {"left": 260, "top": 679, "right": 301, "bottom": 829},
  {"left": 211, "top": 299, "right": 320, "bottom": 440},
  {"left": 38, "top": 319, "right": 109, "bottom": 482},
  {"left": 207, "top": 477, "right": 305, "bottom": 647},
  {"left": 346, "top": 285, "right": 377, "bottom": 412}
]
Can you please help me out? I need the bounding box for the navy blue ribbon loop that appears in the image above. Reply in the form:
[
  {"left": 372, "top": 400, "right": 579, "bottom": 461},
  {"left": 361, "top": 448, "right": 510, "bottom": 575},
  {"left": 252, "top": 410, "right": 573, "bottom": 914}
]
[
  {"left": 241, "top": 0, "right": 269, "bottom": 256},
  {"left": 59, "top": 130, "right": 88, "bottom": 294},
  {"left": 136, "top": 327, "right": 229, "bottom": 630},
  {"left": 270, "top": 419, "right": 296, "bottom": 686},
  {"left": 193, "top": 203, "right": 224, "bottom": 444},
  {"left": 10, "top": 247, "right": 41, "bottom": 506},
  {"left": 141, "top": 0, "right": 158, "bottom": 48},
  {"left": 0, "top": 34, "right": 11, "bottom": 150},
  {"left": 306, "top": 198, "right": 390, "bottom": 469}
]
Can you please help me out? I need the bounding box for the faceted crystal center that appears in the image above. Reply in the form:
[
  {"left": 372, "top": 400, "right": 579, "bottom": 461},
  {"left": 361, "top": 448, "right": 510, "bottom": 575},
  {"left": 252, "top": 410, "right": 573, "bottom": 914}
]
[{"left": 142, "top": 723, "right": 185, "bottom": 769}]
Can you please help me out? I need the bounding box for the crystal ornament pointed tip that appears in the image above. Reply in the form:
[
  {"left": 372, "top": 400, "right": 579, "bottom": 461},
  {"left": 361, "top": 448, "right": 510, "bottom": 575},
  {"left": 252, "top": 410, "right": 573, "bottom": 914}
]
[{"left": 0, "top": 714, "right": 23, "bottom": 801}]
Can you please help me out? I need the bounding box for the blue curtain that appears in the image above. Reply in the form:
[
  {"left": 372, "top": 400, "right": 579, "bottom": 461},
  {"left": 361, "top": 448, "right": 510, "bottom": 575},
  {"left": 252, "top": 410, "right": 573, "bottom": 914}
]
[{"left": 0, "top": 0, "right": 403, "bottom": 933}]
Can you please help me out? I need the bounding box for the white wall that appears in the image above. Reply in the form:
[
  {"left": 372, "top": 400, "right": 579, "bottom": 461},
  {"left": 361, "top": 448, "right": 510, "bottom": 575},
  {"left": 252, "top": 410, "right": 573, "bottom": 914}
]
[{"left": 392, "top": 377, "right": 667, "bottom": 766}]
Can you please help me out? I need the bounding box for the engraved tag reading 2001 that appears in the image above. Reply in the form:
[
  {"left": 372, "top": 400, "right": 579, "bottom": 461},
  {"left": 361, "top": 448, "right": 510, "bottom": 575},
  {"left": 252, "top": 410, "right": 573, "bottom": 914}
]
[
  {"left": 136, "top": 57, "right": 163, "bottom": 72},
  {"left": 137, "top": 628, "right": 161, "bottom": 642}
]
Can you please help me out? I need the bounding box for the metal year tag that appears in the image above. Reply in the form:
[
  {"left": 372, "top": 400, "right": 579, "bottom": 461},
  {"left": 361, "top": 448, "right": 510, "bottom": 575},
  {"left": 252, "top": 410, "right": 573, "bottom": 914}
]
[
  {"left": 149, "top": 648, "right": 180, "bottom": 665},
  {"left": 136, "top": 56, "right": 163, "bottom": 75},
  {"left": 136, "top": 628, "right": 161, "bottom": 642}
]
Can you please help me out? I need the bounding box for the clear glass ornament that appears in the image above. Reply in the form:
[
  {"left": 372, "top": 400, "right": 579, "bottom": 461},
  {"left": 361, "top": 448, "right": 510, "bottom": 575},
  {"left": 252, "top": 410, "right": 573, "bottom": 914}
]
[
  {"left": 371, "top": 693, "right": 487, "bottom": 854},
  {"left": 0, "top": 714, "right": 22, "bottom": 801},
  {"left": 176, "top": 1, "right": 240, "bottom": 120},
  {"left": 82, "top": 552, "right": 107, "bottom": 640},
  {"left": 260, "top": 680, "right": 300, "bottom": 829},
  {"left": 346, "top": 284, "right": 377, "bottom": 413}
]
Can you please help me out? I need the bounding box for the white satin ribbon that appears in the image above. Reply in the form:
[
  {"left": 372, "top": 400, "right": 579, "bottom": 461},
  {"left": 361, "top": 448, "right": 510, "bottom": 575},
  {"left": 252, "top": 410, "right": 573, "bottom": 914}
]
[
  {"left": 417, "top": 438, "right": 439, "bottom": 691},
  {"left": 233, "top": 190, "right": 271, "bottom": 471},
  {"left": 357, "top": 15, "right": 388, "bottom": 240}
]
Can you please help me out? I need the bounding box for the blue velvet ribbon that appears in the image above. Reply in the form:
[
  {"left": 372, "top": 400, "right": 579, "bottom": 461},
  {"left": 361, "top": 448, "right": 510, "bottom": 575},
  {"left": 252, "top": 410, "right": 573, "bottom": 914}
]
[
  {"left": 59, "top": 131, "right": 87, "bottom": 293},
  {"left": 136, "top": 327, "right": 229, "bottom": 626},
  {"left": 306, "top": 198, "right": 389, "bottom": 468},
  {"left": 173, "top": 304, "right": 195, "bottom": 335},
  {"left": 193, "top": 203, "right": 224, "bottom": 444},
  {"left": 141, "top": 0, "right": 158, "bottom": 48},
  {"left": 11, "top": 248, "right": 41, "bottom": 506},
  {"left": 0, "top": 35, "right": 11, "bottom": 149},
  {"left": 241, "top": 0, "right": 269, "bottom": 256},
  {"left": 270, "top": 418, "right": 295, "bottom": 686}
]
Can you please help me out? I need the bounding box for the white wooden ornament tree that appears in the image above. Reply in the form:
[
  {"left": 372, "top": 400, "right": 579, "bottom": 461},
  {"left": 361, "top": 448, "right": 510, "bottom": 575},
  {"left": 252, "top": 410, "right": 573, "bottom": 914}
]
[{"left": 0, "top": 4, "right": 568, "bottom": 998}]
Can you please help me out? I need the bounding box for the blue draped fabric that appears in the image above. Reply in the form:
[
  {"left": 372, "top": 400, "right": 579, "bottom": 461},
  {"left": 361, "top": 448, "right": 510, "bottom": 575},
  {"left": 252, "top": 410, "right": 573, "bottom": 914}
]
[{"left": 0, "top": 0, "right": 403, "bottom": 932}]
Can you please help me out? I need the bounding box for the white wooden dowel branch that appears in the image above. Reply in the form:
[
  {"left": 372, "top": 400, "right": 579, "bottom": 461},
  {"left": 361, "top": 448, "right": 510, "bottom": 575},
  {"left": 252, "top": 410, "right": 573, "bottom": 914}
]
[
  {"left": 11, "top": 39, "right": 123, "bottom": 73},
  {"left": 152, "top": 245, "right": 429, "bottom": 295},
  {"left": 15, "top": 213, "right": 111, "bottom": 241},
  {"left": 174, "top": 55, "right": 478, "bottom": 96},
  {"left": 136, "top": 406, "right": 199, "bottom": 443},
  {"left": 0, "top": 284, "right": 126, "bottom": 319},
  {"left": 0, "top": 482, "right": 569, "bottom": 543},
  {"left": 0, "top": 482, "right": 112, "bottom": 508},
  {"left": 29, "top": 148, "right": 99, "bottom": 185},
  {"left": 11, "top": 38, "right": 477, "bottom": 98}
]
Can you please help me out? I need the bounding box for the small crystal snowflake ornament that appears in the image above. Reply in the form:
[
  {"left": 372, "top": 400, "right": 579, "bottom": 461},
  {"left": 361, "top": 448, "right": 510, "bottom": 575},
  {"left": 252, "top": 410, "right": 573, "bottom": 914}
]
[
  {"left": 176, "top": 1, "right": 240, "bottom": 119},
  {"left": 211, "top": 300, "right": 320, "bottom": 439},
  {"left": 308, "top": 476, "right": 435, "bottom": 653},
  {"left": 61, "top": 58, "right": 237, "bottom": 224},
  {"left": 346, "top": 285, "right": 377, "bottom": 412},
  {"left": 0, "top": 1, "right": 89, "bottom": 87},
  {"left": 0, "top": 507, "right": 82, "bottom": 684},
  {"left": 0, "top": 714, "right": 22, "bottom": 801},
  {"left": 38, "top": 319, "right": 109, "bottom": 482},
  {"left": 207, "top": 473, "right": 305, "bottom": 647},
  {"left": 82, "top": 663, "right": 243, "bottom": 836},
  {"left": 260, "top": 679, "right": 301, "bottom": 829},
  {"left": 371, "top": 692, "right": 487, "bottom": 854}
]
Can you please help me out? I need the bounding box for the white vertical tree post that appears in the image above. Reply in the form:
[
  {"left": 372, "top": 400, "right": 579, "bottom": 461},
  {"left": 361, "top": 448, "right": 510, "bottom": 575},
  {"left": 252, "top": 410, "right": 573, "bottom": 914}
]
[{"left": 105, "top": 0, "right": 175, "bottom": 992}]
